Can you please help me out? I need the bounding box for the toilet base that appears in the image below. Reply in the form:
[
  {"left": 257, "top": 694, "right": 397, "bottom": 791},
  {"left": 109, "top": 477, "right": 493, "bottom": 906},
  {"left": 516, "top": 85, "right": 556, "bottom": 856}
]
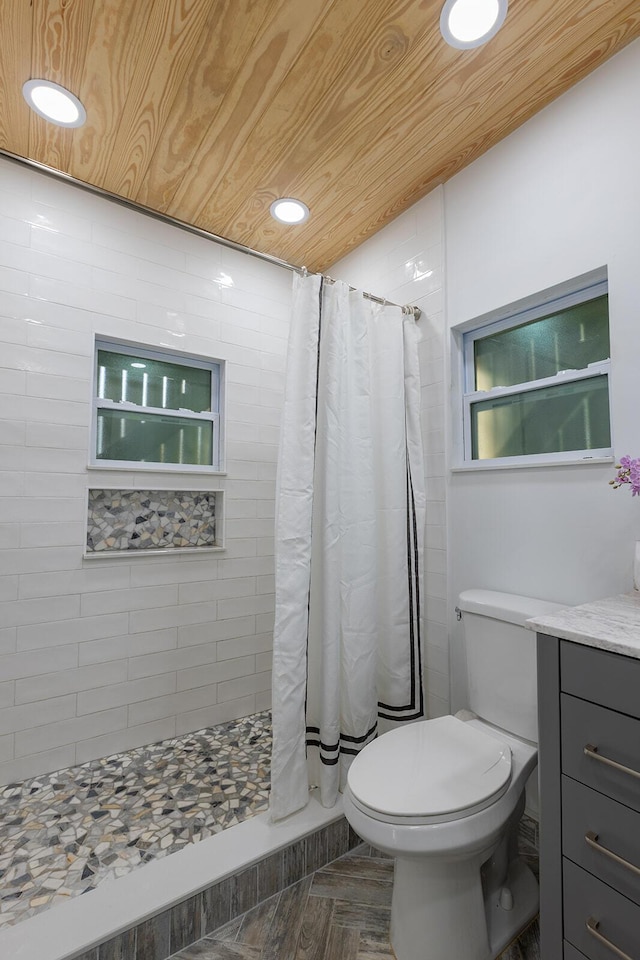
[
  {"left": 390, "top": 854, "right": 538, "bottom": 960},
  {"left": 485, "top": 858, "right": 538, "bottom": 958}
]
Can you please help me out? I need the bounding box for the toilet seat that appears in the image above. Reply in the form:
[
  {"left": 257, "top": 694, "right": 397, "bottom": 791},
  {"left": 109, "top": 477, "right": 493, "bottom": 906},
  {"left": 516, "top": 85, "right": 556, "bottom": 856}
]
[{"left": 347, "top": 715, "right": 512, "bottom": 825}]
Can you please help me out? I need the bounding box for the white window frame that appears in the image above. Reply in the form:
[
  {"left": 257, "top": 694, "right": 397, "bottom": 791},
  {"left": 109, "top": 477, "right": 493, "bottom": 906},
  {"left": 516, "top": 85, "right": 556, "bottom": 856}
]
[
  {"left": 453, "top": 269, "right": 613, "bottom": 470},
  {"left": 90, "top": 338, "right": 225, "bottom": 474}
]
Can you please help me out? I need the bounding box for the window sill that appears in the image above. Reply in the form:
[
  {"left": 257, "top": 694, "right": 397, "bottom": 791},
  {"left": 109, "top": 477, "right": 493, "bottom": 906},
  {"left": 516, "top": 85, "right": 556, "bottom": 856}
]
[
  {"left": 86, "top": 463, "right": 227, "bottom": 476},
  {"left": 451, "top": 455, "right": 614, "bottom": 473}
]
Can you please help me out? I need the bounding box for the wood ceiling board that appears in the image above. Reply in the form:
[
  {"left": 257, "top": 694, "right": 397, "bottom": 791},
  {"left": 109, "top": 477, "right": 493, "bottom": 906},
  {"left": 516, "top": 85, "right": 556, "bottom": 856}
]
[
  {"left": 28, "top": 0, "right": 95, "bottom": 171},
  {"left": 135, "top": 0, "right": 283, "bottom": 213},
  {"left": 97, "top": 0, "right": 215, "bottom": 199},
  {"left": 186, "top": 0, "right": 573, "bottom": 263},
  {"left": 346, "top": 1, "right": 640, "bottom": 207},
  {"left": 193, "top": 0, "right": 438, "bottom": 242},
  {"left": 1, "top": 0, "right": 639, "bottom": 270},
  {"left": 243, "top": 0, "right": 640, "bottom": 270},
  {"left": 69, "top": 2, "right": 155, "bottom": 186},
  {"left": 164, "top": 0, "right": 336, "bottom": 224},
  {"left": 0, "top": 0, "right": 32, "bottom": 158}
]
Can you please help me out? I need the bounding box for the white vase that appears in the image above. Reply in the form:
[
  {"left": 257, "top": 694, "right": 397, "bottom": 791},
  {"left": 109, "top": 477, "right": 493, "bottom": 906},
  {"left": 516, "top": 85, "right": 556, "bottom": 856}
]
[{"left": 634, "top": 541, "right": 640, "bottom": 592}]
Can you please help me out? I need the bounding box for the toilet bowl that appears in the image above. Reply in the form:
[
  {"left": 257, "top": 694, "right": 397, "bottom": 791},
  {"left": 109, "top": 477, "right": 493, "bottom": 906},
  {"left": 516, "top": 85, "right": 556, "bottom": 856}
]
[
  {"left": 342, "top": 589, "right": 564, "bottom": 960},
  {"left": 343, "top": 715, "right": 538, "bottom": 960}
]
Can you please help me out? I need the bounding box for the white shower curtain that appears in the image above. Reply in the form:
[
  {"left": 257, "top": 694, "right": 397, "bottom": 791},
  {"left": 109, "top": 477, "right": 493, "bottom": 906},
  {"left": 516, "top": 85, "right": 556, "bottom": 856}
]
[{"left": 270, "top": 273, "right": 426, "bottom": 822}]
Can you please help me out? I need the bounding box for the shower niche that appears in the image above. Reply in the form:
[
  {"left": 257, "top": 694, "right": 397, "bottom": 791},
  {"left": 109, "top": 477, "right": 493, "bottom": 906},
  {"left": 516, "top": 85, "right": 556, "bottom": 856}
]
[{"left": 85, "top": 487, "right": 224, "bottom": 556}]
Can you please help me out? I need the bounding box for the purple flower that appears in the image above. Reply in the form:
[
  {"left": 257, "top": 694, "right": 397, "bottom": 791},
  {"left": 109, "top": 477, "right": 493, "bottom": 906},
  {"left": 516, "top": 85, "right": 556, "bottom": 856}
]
[{"left": 610, "top": 456, "right": 640, "bottom": 496}]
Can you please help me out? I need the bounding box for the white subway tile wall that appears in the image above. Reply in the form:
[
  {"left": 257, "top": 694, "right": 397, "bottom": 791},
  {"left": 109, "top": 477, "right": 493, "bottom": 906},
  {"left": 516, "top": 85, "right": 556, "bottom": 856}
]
[
  {"left": 0, "top": 157, "right": 290, "bottom": 785},
  {"left": 328, "top": 187, "right": 449, "bottom": 719}
]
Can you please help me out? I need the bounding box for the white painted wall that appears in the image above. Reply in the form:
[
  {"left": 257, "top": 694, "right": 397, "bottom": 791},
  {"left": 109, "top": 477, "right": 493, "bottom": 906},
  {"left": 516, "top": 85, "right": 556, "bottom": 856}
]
[
  {"left": 329, "top": 189, "right": 449, "bottom": 719},
  {"left": 0, "top": 157, "right": 291, "bottom": 785},
  {"left": 444, "top": 39, "right": 640, "bottom": 708}
]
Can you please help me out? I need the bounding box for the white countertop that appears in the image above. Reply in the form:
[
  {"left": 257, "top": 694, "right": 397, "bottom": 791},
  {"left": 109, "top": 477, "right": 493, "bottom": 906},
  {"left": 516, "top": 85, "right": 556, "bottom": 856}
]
[{"left": 528, "top": 591, "right": 640, "bottom": 659}]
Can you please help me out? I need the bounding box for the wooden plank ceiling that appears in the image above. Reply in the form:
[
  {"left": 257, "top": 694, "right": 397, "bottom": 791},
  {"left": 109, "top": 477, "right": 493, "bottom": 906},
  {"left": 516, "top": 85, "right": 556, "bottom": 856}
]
[{"left": 1, "top": 0, "right": 639, "bottom": 272}]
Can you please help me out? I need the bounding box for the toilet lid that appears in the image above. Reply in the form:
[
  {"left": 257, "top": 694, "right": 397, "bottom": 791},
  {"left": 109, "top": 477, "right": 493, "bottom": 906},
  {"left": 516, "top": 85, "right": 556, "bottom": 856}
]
[{"left": 347, "top": 715, "right": 512, "bottom": 819}]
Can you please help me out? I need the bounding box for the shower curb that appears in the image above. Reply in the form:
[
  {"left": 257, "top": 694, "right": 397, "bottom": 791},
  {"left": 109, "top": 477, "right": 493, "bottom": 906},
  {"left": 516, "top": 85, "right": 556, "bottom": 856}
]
[{"left": 74, "top": 815, "right": 359, "bottom": 960}]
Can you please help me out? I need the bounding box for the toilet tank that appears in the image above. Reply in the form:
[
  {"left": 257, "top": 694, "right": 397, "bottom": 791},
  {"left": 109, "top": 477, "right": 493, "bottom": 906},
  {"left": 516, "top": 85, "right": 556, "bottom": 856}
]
[{"left": 457, "top": 589, "right": 565, "bottom": 743}]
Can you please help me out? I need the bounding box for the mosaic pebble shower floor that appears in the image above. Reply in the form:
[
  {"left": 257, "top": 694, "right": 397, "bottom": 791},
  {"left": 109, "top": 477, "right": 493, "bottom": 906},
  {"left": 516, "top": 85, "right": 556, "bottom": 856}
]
[{"left": 0, "top": 711, "right": 271, "bottom": 930}]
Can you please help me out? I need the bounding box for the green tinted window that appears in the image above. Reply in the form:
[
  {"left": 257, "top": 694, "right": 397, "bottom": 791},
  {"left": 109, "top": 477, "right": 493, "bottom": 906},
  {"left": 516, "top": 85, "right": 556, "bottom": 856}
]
[
  {"left": 471, "top": 375, "right": 610, "bottom": 460},
  {"left": 96, "top": 409, "right": 213, "bottom": 466},
  {"left": 97, "top": 350, "right": 213, "bottom": 413},
  {"left": 474, "top": 295, "right": 609, "bottom": 391}
]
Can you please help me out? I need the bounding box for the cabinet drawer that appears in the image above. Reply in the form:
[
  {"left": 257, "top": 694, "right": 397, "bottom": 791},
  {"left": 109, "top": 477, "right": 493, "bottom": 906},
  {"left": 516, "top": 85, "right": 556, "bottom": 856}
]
[
  {"left": 561, "top": 641, "right": 640, "bottom": 718},
  {"left": 562, "top": 776, "right": 640, "bottom": 906},
  {"left": 563, "top": 859, "right": 640, "bottom": 960},
  {"left": 565, "top": 943, "right": 589, "bottom": 960},
  {"left": 561, "top": 694, "right": 640, "bottom": 814}
]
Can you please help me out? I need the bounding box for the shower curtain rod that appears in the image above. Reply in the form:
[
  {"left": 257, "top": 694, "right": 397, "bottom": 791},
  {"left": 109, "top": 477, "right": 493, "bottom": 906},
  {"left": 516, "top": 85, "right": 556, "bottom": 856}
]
[
  {"left": 321, "top": 274, "right": 421, "bottom": 319},
  {"left": 0, "top": 149, "right": 421, "bottom": 320}
]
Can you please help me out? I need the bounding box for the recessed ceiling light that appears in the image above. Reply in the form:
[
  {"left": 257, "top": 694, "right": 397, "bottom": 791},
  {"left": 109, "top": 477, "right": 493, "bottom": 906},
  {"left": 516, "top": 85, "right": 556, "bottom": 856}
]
[
  {"left": 270, "top": 198, "right": 310, "bottom": 225},
  {"left": 440, "top": 0, "right": 508, "bottom": 49},
  {"left": 22, "top": 79, "right": 86, "bottom": 127},
  {"left": 130, "top": 362, "right": 146, "bottom": 369}
]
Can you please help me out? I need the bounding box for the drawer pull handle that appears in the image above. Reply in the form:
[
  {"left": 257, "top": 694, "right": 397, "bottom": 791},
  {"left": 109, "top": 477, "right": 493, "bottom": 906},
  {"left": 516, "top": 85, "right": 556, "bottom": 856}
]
[
  {"left": 584, "top": 743, "right": 640, "bottom": 781},
  {"left": 587, "top": 917, "right": 635, "bottom": 960},
  {"left": 585, "top": 831, "right": 640, "bottom": 877}
]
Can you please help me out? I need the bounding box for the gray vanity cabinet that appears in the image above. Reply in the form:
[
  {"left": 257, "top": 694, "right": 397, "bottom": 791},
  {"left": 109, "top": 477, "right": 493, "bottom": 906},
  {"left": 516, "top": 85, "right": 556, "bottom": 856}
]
[{"left": 537, "top": 634, "right": 640, "bottom": 960}]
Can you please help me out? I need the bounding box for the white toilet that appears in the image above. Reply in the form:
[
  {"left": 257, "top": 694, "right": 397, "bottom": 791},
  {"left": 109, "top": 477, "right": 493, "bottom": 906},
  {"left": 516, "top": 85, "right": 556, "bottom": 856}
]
[{"left": 342, "top": 589, "right": 564, "bottom": 960}]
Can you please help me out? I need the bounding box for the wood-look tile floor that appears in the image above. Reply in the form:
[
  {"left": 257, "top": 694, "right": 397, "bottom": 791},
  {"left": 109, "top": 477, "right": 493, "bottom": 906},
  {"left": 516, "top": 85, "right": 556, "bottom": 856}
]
[{"left": 169, "top": 846, "right": 540, "bottom": 960}]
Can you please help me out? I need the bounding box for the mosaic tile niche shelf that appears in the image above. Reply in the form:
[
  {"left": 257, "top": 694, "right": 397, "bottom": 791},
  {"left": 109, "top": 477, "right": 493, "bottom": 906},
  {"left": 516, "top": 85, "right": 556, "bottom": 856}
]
[
  {"left": 86, "top": 488, "right": 222, "bottom": 554},
  {"left": 0, "top": 711, "right": 271, "bottom": 929}
]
